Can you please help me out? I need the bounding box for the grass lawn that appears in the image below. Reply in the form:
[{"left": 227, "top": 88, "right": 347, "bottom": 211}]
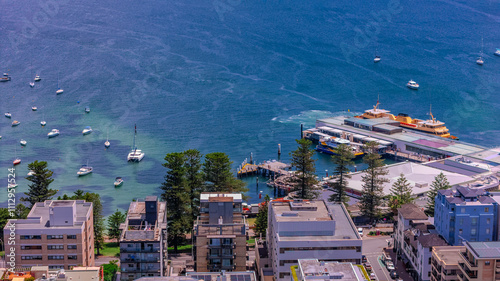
[
  {"left": 247, "top": 218, "right": 256, "bottom": 227},
  {"left": 168, "top": 244, "right": 193, "bottom": 253},
  {"left": 97, "top": 242, "right": 120, "bottom": 257},
  {"left": 246, "top": 238, "right": 255, "bottom": 246}
]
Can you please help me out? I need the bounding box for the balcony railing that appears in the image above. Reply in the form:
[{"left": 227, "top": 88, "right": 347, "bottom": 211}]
[
  {"left": 460, "top": 252, "right": 478, "bottom": 269},
  {"left": 459, "top": 263, "right": 478, "bottom": 279},
  {"left": 120, "top": 247, "right": 159, "bottom": 253}
]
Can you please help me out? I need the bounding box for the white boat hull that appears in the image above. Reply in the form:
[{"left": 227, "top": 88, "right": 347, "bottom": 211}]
[
  {"left": 56, "top": 89, "right": 64, "bottom": 95},
  {"left": 128, "top": 151, "right": 145, "bottom": 162}
]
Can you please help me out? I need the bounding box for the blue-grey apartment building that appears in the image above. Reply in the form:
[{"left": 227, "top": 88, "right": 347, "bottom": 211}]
[{"left": 434, "top": 186, "right": 500, "bottom": 245}]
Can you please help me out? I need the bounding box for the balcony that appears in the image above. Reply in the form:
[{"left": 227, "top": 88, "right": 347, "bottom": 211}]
[
  {"left": 460, "top": 252, "right": 478, "bottom": 269},
  {"left": 459, "top": 263, "right": 478, "bottom": 279},
  {"left": 120, "top": 247, "right": 159, "bottom": 253}
]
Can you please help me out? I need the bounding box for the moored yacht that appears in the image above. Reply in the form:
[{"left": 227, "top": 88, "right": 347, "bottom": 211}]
[
  {"left": 127, "top": 124, "right": 144, "bottom": 162},
  {"left": 34, "top": 75, "right": 41, "bottom": 81},
  {"left": 77, "top": 164, "right": 93, "bottom": 176},
  {"left": 20, "top": 139, "right": 27, "bottom": 146},
  {"left": 47, "top": 129, "right": 60, "bottom": 138},
  {"left": 12, "top": 120, "right": 20, "bottom": 127},
  {"left": 374, "top": 55, "right": 381, "bottom": 63},
  {"left": 5, "top": 112, "right": 11, "bottom": 118},
  {"left": 82, "top": 126, "right": 93, "bottom": 135},
  {"left": 114, "top": 177, "right": 124, "bottom": 187},
  {"left": 495, "top": 49, "right": 500, "bottom": 56}
]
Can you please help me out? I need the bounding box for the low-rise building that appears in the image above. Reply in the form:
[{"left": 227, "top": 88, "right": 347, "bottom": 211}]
[
  {"left": 291, "top": 259, "right": 367, "bottom": 281},
  {"left": 394, "top": 204, "right": 448, "bottom": 281},
  {"left": 430, "top": 246, "right": 464, "bottom": 281},
  {"left": 458, "top": 241, "right": 500, "bottom": 281},
  {"left": 434, "top": 186, "right": 499, "bottom": 245},
  {"left": 119, "top": 196, "right": 168, "bottom": 280},
  {"left": 268, "top": 200, "right": 362, "bottom": 281},
  {"left": 134, "top": 271, "right": 257, "bottom": 281},
  {"left": 2, "top": 200, "right": 94, "bottom": 270},
  {"left": 193, "top": 193, "right": 248, "bottom": 272}
]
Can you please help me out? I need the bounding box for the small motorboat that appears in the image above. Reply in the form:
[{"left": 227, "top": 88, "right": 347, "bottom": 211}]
[
  {"left": 406, "top": 80, "right": 419, "bottom": 90},
  {"left": 495, "top": 49, "right": 500, "bottom": 57},
  {"left": 34, "top": 75, "right": 41, "bottom": 82},
  {"left": 476, "top": 57, "right": 484, "bottom": 65},
  {"left": 41, "top": 120, "right": 47, "bottom": 126},
  {"left": 56, "top": 88, "right": 64, "bottom": 94},
  {"left": 77, "top": 164, "right": 93, "bottom": 176},
  {"left": 47, "top": 129, "right": 60, "bottom": 138},
  {"left": 32, "top": 106, "right": 37, "bottom": 111},
  {"left": 374, "top": 55, "right": 381, "bottom": 63},
  {"left": 105, "top": 140, "right": 110, "bottom": 148},
  {"left": 27, "top": 170, "right": 35, "bottom": 176},
  {"left": 82, "top": 126, "right": 93, "bottom": 135},
  {"left": 20, "top": 139, "right": 27, "bottom": 146},
  {"left": 0, "top": 73, "right": 11, "bottom": 82},
  {"left": 85, "top": 107, "right": 90, "bottom": 113},
  {"left": 114, "top": 177, "right": 124, "bottom": 187},
  {"left": 30, "top": 81, "right": 35, "bottom": 88},
  {"left": 12, "top": 120, "right": 20, "bottom": 127},
  {"left": 5, "top": 112, "right": 11, "bottom": 118},
  {"left": 13, "top": 158, "right": 21, "bottom": 165}
]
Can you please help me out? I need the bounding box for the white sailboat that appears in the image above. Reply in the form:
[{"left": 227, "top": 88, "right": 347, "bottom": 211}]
[
  {"left": 77, "top": 161, "right": 93, "bottom": 176},
  {"left": 104, "top": 129, "right": 110, "bottom": 148},
  {"left": 41, "top": 114, "right": 46, "bottom": 126},
  {"left": 56, "top": 73, "right": 64, "bottom": 94},
  {"left": 29, "top": 60, "right": 35, "bottom": 88},
  {"left": 127, "top": 124, "right": 144, "bottom": 162},
  {"left": 477, "top": 37, "right": 484, "bottom": 65}
]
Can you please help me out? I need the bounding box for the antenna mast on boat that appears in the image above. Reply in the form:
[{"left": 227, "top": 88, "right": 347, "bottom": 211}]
[{"left": 133, "top": 124, "right": 137, "bottom": 152}]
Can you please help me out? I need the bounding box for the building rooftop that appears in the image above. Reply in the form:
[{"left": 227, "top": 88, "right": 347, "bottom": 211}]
[
  {"left": 296, "top": 259, "right": 366, "bottom": 281},
  {"left": 432, "top": 246, "right": 465, "bottom": 266},
  {"left": 200, "top": 193, "right": 243, "bottom": 203},
  {"left": 120, "top": 198, "right": 167, "bottom": 242},
  {"left": 416, "top": 233, "right": 448, "bottom": 248},
  {"left": 398, "top": 204, "right": 428, "bottom": 220},
  {"left": 467, "top": 241, "right": 500, "bottom": 258},
  {"left": 327, "top": 162, "right": 474, "bottom": 197},
  {"left": 439, "top": 187, "right": 500, "bottom": 206},
  {"left": 5, "top": 200, "right": 92, "bottom": 231},
  {"left": 135, "top": 272, "right": 256, "bottom": 281},
  {"left": 271, "top": 200, "right": 331, "bottom": 223},
  {"left": 466, "top": 147, "right": 500, "bottom": 165},
  {"left": 271, "top": 201, "right": 360, "bottom": 241}
]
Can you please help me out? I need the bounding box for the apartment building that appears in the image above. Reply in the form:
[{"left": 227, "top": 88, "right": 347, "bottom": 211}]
[
  {"left": 430, "top": 246, "right": 465, "bottom": 281},
  {"left": 394, "top": 203, "right": 448, "bottom": 281},
  {"left": 2, "top": 200, "right": 94, "bottom": 270},
  {"left": 193, "top": 193, "right": 248, "bottom": 272},
  {"left": 267, "top": 200, "right": 362, "bottom": 281},
  {"left": 434, "top": 186, "right": 499, "bottom": 245},
  {"left": 458, "top": 241, "right": 500, "bottom": 281},
  {"left": 119, "top": 196, "right": 168, "bottom": 280},
  {"left": 135, "top": 271, "right": 257, "bottom": 281}
]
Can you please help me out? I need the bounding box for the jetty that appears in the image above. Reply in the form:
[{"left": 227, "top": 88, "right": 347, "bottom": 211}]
[{"left": 237, "top": 159, "right": 291, "bottom": 178}]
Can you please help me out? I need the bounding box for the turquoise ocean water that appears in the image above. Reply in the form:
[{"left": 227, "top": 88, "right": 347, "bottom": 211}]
[{"left": 1, "top": 0, "right": 499, "bottom": 215}]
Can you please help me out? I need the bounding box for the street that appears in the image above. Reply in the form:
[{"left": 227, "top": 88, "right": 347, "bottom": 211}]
[{"left": 363, "top": 235, "right": 392, "bottom": 281}]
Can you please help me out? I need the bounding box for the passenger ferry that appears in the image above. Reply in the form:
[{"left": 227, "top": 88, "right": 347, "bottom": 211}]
[
  {"left": 316, "top": 136, "right": 364, "bottom": 159},
  {"left": 356, "top": 100, "right": 458, "bottom": 140}
]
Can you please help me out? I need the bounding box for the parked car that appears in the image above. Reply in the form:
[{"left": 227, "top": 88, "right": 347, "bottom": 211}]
[
  {"left": 386, "top": 261, "right": 395, "bottom": 271},
  {"left": 364, "top": 263, "right": 372, "bottom": 271},
  {"left": 362, "top": 255, "right": 367, "bottom": 263},
  {"left": 390, "top": 270, "right": 399, "bottom": 279},
  {"left": 369, "top": 273, "right": 377, "bottom": 280},
  {"left": 358, "top": 227, "right": 364, "bottom": 237}
]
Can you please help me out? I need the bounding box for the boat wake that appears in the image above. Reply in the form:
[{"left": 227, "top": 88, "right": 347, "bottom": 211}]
[{"left": 272, "top": 110, "right": 359, "bottom": 127}]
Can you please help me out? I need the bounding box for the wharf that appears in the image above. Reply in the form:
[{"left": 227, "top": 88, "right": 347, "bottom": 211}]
[
  {"left": 306, "top": 116, "right": 486, "bottom": 161},
  {"left": 237, "top": 163, "right": 259, "bottom": 177},
  {"left": 237, "top": 160, "right": 291, "bottom": 178}
]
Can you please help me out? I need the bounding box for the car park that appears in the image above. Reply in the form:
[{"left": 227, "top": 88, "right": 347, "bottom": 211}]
[
  {"left": 364, "top": 263, "right": 372, "bottom": 271},
  {"left": 362, "top": 255, "right": 367, "bottom": 263}
]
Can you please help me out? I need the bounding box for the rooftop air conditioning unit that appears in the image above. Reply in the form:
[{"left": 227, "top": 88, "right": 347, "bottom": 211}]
[{"left": 415, "top": 182, "right": 428, "bottom": 188}]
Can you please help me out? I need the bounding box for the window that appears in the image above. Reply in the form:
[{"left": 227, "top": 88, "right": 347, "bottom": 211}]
[
  {"left": 49, "top": 266, "right": 64, "bottom": 270},
  {"left": 459, "top": 218, "right": 463, "bottom": 225},
  {"left": 487, "top": 218, "right": 491, "bottom": 224},
  {"left": 459, "top": 229, "right": 463, "bottom": 235},
  {"left": 67, "top": 235, "right": 77, "bottom": 239},
  {"left": 461, "top": 208, "right": 465, "bottom": 213},
  {"left": 48, "top": 255, "right": 64, "bottom": 260},
  {"left": 47, "top": 235, "right": 63, "bottom": 239},
  {"left": 68, "top": 245, "right": 77, "bottom": 249},
  {"left": 486, "top": 229, "right": 490, "bottom": 234},
  {"left": 471, "top": 228, "right": 477, "bottom": 235},
  {"left": 20, "top": 235, "right": 41, "bottom": 240},
  {"left": 471, "top": 218, "right": 477, "bottom": 225},
  {"left": 485, "top": 207, "right": 489, "bottom": 212},
  {"left": 47, "top": 245, "right": 64, "bottom": 250},
  {"left": 68, "top": 255, "right": 78, "bottom": 260},
  {"left": 429, "top": 257, "right": 431, "bottom": 264},
  {"left": 21, "top": 255, "right": 42, "bottom": 260},
  {"left": 21, "top": 245, "right": 42, "bottom": 250},
  {"left": 486, "top": 261, "right": 491, "bottom": 266}
]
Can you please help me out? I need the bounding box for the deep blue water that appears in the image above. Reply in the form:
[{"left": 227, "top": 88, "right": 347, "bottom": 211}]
[{"left": 1, "top": 0, "right": 499, "bottom": 215}]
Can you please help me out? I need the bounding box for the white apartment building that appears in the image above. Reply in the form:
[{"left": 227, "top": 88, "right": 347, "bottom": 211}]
[{"left": 267, "top": 200, "right": 362, "bottom": 281}]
